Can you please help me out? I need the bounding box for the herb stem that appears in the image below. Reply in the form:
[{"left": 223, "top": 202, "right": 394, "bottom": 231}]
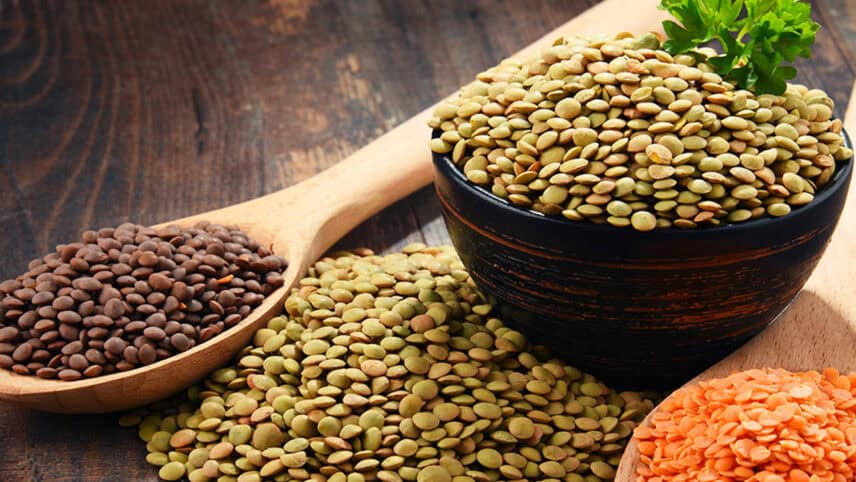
[{"left": 736, "top": 24, "right": 750, "bottom": 43}]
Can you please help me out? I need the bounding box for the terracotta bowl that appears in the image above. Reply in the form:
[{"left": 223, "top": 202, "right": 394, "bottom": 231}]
[{"left": 432, "top": 130, "right": 853, "bottom": 389}]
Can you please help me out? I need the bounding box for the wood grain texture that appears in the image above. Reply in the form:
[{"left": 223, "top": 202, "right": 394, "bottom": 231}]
[{"left": 0, "top": 0, "right": 854, "bottom": 480}]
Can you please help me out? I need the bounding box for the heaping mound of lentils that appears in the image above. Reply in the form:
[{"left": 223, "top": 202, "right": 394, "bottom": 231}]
[
  {"left": 0, "top": 222, "right": 286, "bottom": 380},
  {"left": 429, "top": 33, "right": 853, "bottom": 231},
  {"left": 122, "top": 245, "right": 656, "bottom": 482}
]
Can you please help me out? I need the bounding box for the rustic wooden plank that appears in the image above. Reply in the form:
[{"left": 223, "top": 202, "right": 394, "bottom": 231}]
[
  {"left": 0, "top": 0, "right": 854, "bottom": 480},
  {"left": 812, "top": 0, "right": 856, "bottom": 86},
  {"left": 0, "top": 405, "right": 147, "bottom": 481},
  {"left": 0, "top": 165, "right": 38, "bottom": 280},
  {"left": 798, "top": 0, "right": 856, "bottom": 115}
]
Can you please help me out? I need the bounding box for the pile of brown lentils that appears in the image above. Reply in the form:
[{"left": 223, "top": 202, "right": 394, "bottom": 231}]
[
  {"left": 0, "top": 222, "right": 286, "bottom": 380},
  {"left": 428, "top": 33, "right": 853, "bottom": 231},
  {"left": 123, "top": 245, "right": 656, "bottom": 482}
]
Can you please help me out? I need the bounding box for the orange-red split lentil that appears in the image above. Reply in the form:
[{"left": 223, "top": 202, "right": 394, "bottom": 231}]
[{"left": 634, "top": 368, "right": 856, "bottom": 482}]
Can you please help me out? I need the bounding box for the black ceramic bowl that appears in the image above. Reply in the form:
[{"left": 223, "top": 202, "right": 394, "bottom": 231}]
[{"left": 432, "top": 131, "right": 853, "bottom": 389}]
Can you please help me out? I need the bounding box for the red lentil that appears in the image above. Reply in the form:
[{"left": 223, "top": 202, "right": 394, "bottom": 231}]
[{"left": 634, "top": 368, "right": 856, "bottom": 482}]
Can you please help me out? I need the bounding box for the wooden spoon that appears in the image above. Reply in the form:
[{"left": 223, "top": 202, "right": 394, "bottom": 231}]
[
  {"left": 0, "top": 0, "right": 670, "bottom": 413},
  {"left": 615, "top": 82, "right": 856, "bottom": 481}
]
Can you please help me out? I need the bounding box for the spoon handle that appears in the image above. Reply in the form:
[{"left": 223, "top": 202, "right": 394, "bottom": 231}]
[
  {"left": 276, "top": 111, "right": 436, "bottom": 261},
  {"left": 224, "top": 0, "right": 671, "bottom": 260}
]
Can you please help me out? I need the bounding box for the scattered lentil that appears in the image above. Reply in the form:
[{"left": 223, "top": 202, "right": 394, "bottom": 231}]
[{"left": 125, "top": 246, "right": 655, "bottom": 481}]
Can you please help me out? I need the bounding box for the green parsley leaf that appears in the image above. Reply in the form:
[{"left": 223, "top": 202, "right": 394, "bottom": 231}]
[{"left": 657, "top": 0, "right": 819, "bottom": 95}]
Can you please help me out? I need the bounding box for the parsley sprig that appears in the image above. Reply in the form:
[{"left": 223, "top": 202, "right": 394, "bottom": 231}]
[{"left": 658, "top": 0, "right": 819, "bottom": 95}]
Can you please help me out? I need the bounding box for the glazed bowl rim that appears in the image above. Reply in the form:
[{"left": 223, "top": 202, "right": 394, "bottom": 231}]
[{"left": 432, "top": 129, "right": 853, "bottom": 237}]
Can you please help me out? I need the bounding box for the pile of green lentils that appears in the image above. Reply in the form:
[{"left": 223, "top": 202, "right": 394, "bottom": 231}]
[
  {"left": 122, "top": 245, "right": 656, "bottom": 482},
  {"left": 428, "top": 33, "right": 853, "bottom": 231}
]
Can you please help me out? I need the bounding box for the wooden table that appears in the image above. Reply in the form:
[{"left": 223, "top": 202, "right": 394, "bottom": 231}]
[{"left": 0, "top": 0, "right": 854, "bottom": 480}]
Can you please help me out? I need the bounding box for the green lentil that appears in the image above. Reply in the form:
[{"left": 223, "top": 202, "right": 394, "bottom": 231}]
[
  {"left": 158, "top": 462, "right": 186, "bottom": 481},
  {"left": 124, "top": 247, "right": 656, "bottom": 482},
  {"left": 428, "top": 34, "right": 851, "bottom": 230}
]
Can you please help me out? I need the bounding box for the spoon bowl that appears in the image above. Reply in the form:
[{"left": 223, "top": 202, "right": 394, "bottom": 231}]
[
  {"left": 0, "top": 0, "right": 670, "bottom": 413},
  {"left": 0, "top": 124, "right": 434, "bottom": 413}
]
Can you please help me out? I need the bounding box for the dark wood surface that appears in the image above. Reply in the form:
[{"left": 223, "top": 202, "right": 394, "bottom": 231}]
[{"left": 0, "top": 0, "right": 854, "bottom": 480}]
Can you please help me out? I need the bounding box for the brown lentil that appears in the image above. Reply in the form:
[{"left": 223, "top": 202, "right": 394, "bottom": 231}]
[{"left": 0, "top": 222, "right": 286, "bottom": 379}]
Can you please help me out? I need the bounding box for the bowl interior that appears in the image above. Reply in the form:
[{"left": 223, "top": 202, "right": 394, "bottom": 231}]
[{"left": 432, "top": 129, "right": 853, "bottom": 239}]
